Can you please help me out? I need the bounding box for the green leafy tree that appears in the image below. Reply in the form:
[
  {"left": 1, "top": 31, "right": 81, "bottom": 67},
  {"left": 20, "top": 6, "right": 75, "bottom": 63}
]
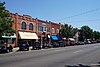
[
  {"left": 60, "top": 24, "right": 78, "bottom": 38},
  {"left": 72, "top": 28, "right": 78, "bottom": 36},
  {"left": 0, "top": 2, "right": 15, "bottom": 37},
  {"left": 81, "top": 26, "right": 93, "bottom": 39},
  {"left": 93, "top": 31, "right": 100, "bottom": 40}
]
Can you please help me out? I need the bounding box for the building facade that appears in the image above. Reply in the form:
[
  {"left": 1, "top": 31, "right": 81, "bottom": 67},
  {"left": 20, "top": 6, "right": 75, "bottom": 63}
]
[
  {"left": 11, "top": 13, "right": 38, "bottom": 47},
  {"left": 10, "top": 12, "right": 63, "bottom": 47}
]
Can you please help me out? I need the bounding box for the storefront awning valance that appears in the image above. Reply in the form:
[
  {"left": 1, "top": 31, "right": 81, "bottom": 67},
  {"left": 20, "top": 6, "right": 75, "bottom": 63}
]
[
  {"left": 19, "top": 32, "right": 38, "bottom": 39},
  {"left": 2, "top": 34, "right": 16, "bottom": 38}
]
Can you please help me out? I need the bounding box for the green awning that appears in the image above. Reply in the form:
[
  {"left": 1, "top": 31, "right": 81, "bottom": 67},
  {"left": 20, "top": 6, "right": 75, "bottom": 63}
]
[{"left": 2, "top": 34, "right": 16, "bottom": 38}]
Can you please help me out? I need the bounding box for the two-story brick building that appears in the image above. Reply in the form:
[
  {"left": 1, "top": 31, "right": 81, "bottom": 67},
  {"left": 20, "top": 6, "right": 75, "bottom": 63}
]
[
  {"left": 11, "top": 13, "right": 38, "bottom": 47},
  {"left": 37, "top": 19, "right": 50, "bottom": 47}
]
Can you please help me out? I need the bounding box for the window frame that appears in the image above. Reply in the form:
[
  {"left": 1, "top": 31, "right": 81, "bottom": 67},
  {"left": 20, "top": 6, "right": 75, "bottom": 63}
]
[
  {"left": 43, "top": 26, "right": 47, "bottom": 32},
  {"left": 29, "top": 23, "right": 33, "bottom": 30},
  {"left": 22, "top": 22, "right": 26, "bottom": 30}
]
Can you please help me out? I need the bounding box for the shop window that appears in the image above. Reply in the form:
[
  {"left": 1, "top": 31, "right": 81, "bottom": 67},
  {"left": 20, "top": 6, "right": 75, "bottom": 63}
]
[
  {"left": 7, "top": 39, "right": 14, "bottom": 44},
  {"left": 0, "top": 40, "right": 4, "bottom": 44},
  {"left": 29, "top": 23, "right": 33, "bottom": 30},
  {"left": 38, "top": 26, "right": 43, "bottom": 32},
  {"left": 22, "top": 22, "right": 26, "bottom": 30}
]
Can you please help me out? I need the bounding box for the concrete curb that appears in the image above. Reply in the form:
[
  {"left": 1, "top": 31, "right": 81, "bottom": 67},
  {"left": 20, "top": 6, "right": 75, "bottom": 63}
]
[{"left": 13, "top": 46, "right": 33, "bottom": 52}]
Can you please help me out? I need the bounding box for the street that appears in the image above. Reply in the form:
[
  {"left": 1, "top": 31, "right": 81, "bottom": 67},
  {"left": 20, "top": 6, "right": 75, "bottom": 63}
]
[{"left": 0, "top": 44, "right": 100, "bottom": 67}]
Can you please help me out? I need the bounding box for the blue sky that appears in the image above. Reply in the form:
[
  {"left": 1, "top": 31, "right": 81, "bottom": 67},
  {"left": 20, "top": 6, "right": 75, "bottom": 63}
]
[{"left": 0, "top": 0, "right": 100, "bottom": 31}]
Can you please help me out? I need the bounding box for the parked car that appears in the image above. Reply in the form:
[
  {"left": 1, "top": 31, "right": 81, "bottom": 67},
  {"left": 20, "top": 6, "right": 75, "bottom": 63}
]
[
  {"left": 19, "top": 41, "right": 29, "bottom": 51},
  {"left": 84, "top": 39, "right": 92, "bottom": 44},
  {"left": 0, "top": 44, "right": 13, "bottom": 53},
  {"left": 0, "top": 40, "right": 13, "bottom": 53},
  {"left": 78, "top": 41, "right": 85, "bottom": 45},
  {"left": 97, "top": 40, "right": 100, "bottom": 43},
  {"left": 58, "top": 40, "right": 66, "bottom": 47},
  {"left": 42, "top": 42, "right": 51, "bottom": 48},
  {"left": 32, "top": 42, "right": 41, "bottom": 50},
  {"left": 51, "top": 42, "right": 59, "bottom": 47}
]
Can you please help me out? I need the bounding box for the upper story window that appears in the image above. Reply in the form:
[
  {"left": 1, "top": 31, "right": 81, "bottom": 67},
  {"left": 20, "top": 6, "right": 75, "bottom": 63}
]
[
  {"left": 43, "top": 26, "right": 47, "bottom": 32},
  {"left": 22, "top": 22, "right": 26, "bottom": 30},
  {"left": 29, "top": 23, "right": 33, "bottom": 30},
  {"left": 38, "top": 26, "right": 47, "bottom": 32},
  {"left": 38, "top": 26, "right": 43, "bottom": 32},
  {"left": 57, "top": 29, "right": 59, "bottom": 33},
  {"left": 52, "top": 28, "right": 55, "bottom": 33}
]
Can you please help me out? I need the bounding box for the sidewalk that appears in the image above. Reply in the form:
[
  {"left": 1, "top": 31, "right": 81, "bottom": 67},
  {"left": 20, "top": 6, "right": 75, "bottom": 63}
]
[
  {"left": 13, "top": 47, "right": 19, "bottom": 52},
  {"left": 13, "top": 46, "right": 33, "bottom": 52}
]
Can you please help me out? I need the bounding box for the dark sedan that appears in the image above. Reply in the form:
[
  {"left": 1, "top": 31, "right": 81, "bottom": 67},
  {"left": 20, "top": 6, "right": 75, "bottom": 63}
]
[
  {"left": 19, "top": 41, "right": 29, "bottom": 51},
  {"left": 32, "top": 42, "right": 41, "bottom": 50}
]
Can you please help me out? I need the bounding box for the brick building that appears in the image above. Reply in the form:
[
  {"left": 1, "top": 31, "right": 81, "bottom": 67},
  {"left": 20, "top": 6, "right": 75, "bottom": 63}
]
[
  {"left": 9, "top": 12, "right": 63, "bottom": 47},
  {"left": 50, "top": 22, "right": 60, "bottom": 35},
  {"left": 37, "top": 19, "right": 50, "bottom": 47},
  {"left": 11, "top": 13, "right": 38, "bottom": 47}
]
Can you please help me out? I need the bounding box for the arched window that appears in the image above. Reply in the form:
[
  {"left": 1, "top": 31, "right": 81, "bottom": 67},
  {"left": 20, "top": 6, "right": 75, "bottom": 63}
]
[
  {"left": 22, "top": 22, "right": 26, "bottom": 30},
  {"left": 29, "top": 23, "right": 33, "bottom": 30}
]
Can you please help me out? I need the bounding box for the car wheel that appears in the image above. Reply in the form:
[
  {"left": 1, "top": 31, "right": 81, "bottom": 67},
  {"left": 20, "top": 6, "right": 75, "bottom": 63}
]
[{"left": 27, "top": 48, "right": 29, "bottom": 51}]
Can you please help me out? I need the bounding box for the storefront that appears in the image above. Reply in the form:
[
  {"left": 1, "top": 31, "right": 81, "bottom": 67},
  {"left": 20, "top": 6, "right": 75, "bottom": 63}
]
[
  {"left": 51, "top": 35, "right": 66, "bottom": 47},
  {"left": 2, "top": 33, "right": 16, "bottom": 47},
  {"left": 18, "top": 31, "right": 38, "bottom": 46},
  {"left": 38, "top": 33, "right": 51, "bottom": 48}
]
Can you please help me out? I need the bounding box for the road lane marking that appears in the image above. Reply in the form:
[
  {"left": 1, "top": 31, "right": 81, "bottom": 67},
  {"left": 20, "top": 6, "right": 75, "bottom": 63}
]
[
  {"left": 54, "top": 49, "right": 66, "bottom": 52},
  {"left": 73, "top": 50, "right": 82, "bottom": 53}
]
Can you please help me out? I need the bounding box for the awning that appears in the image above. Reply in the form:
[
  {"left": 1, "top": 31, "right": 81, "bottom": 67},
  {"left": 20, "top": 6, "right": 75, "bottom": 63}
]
[
  {"left": 2, "top": 34, "right": 16, "bottom": 38},
  {"left": 68, "top": 38, "right": 75, "bottom": 41},
  {"left": 57, "top": 35, "right": 61, "bottom": 40},
  {"left": 19, "top": 32, "right": 38, "bottom": 39},
  {"left": 51, "top": 35, "right": 58, "bottom": 40}
]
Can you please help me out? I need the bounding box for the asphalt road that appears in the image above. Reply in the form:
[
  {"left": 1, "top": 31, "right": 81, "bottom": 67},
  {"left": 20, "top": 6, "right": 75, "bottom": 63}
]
[{"left": 0, "top": 43, "right": 100, "bottom": 67}]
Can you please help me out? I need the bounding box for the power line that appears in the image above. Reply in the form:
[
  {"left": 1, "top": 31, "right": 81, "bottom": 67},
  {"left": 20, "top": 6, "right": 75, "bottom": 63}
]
[
  {"left": 67, "top": 19, "right": 100, "bottom": 23},
  {"left": 53, "top": 8, "right": 100, "bottom": 21}
]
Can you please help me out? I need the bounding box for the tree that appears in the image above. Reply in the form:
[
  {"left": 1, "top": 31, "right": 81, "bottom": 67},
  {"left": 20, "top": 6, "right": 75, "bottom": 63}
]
[
  {"left": 0, "top": 2, "right": 15, "bottom": 37},
  {"left": 60, "top": 24, "right": 78, "bottom": 38},
  {"left": 81, "top": 26, "right": 93, "bottom": 39},
  {"left": 78, "top": 30, "right": 85, "bottom": 41},
  {"left": 93, "top": 31, "right": 100, "bottom": 40}
]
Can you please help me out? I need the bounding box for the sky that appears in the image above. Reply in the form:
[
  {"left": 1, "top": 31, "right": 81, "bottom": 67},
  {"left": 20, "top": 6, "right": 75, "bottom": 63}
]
[{"left": 0, "top": 0, "right": 100, "bottom": 31}]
